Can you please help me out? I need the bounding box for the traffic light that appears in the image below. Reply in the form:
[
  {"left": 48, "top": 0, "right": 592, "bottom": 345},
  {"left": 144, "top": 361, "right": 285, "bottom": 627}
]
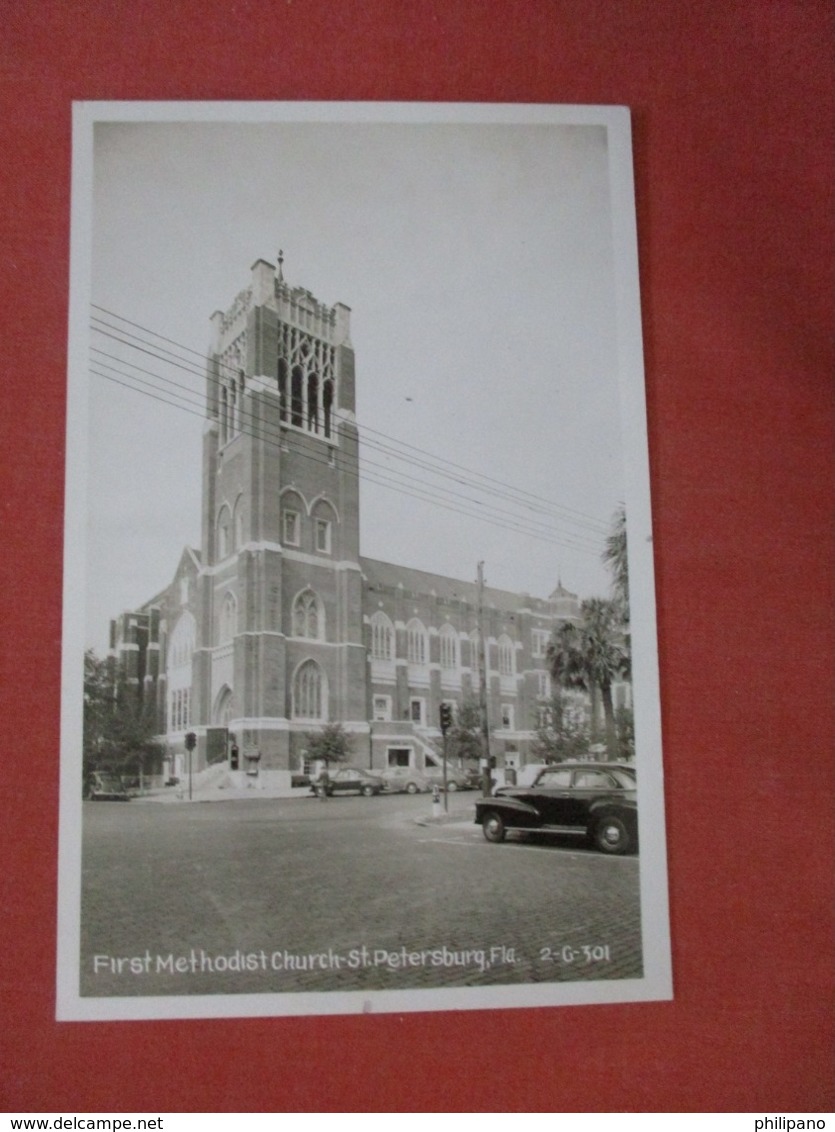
[
  {"left": 185, "top": 731, "right": 197, "bottom": 752},
  {"left": 439, "top": 703, "right": 453, "bottom": 734}
]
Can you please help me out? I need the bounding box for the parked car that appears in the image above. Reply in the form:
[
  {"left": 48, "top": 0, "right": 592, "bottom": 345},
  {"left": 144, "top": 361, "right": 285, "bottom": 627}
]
[
  {"left": 422, "top": 765, "right": 472, "bottom": 792},
  {"left": 462, "top": 765, "right": 483, "bottom": 790},
  {"left": 88, "top": 771, "right": 132, "bottom": 801},
  {"left": 378, "top": 766, "right": 432, "bottom": 794},
  {"left": 474, "top": 762, "right": 638, "bottom": 854},
  {"left": 312, "top": 766, "right": 383, "bottom": 797}
]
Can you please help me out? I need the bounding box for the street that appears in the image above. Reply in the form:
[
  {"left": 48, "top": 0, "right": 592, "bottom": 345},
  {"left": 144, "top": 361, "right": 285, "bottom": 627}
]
[{"left": 80, "top": 791, "right": 642, "bottom": 997}]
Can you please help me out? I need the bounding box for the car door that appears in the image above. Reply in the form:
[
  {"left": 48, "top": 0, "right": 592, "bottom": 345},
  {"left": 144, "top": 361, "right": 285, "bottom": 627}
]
[
  {"left": 330, "top": 769, "right": 352, "bottom": 793},
  {"left": 527, "top": 766, "right": 574, "bottom": 825},
  {"left": 569, "top": 768, "right": 623, "bottom": 828}
]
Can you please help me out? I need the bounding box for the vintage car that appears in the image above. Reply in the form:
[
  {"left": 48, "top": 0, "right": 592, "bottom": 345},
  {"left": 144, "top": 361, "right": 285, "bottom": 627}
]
[
  {"left": 312, "top": 766, "right": 383, "bottom": 797},
  {"left": 378, "top": 766, "right": 432, "bottom": 794},
  {"left": 474, "top": 762, "right": 638, "bottom": 854},
  {"left": 421, "top": 764, "right": 473, "bottom": 792},
  {"left": 88, "top": 771, "right": 132, "bottom": 801}
]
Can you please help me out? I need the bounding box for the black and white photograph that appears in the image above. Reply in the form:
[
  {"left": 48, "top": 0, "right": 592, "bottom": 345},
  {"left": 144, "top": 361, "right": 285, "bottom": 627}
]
[{"left": 58, "top": 101, "right": 670, "bottom": 1020}]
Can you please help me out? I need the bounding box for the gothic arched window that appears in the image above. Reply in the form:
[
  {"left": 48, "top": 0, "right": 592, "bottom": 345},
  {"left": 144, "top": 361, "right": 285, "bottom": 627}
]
[
  {"left": 498, "top": 634, "right": 515, "bottom": 677},
  {"left": 278, "top": 357, "right": 288, "bottom": 422},
  {"left": 323, "top": 379, "right": 334, "bottom": 439},
  {"left": 370, "top": 611, "right": 394, "bottom": 660},
  {"left": 406, "top": 619, "right": 427, "bottom": 665},
  {"left": 219, "top": 592, "right": 237, "bottom": 644},
  {"left": 167, "top": 612, "right": 195, "bottom": 732},
  {"left": 217, "top": 506, "right": 232, "bottom": 561},
  {"left": 169, "top": 612, "right": 196, "bottom": 671},
  {"left": 293, "top": 589, "right": 323, "bottom": 640},
  {"left": 307, "top": 373, "right": 319, "bottom": 432},
  {"left": 233, "top": 497, "right": 244, "bottom": 550},
  {"left": 291, "top": 366, "right": 304, "bottom": 427},
  {"left": 293, "top": 660, "right": 326, "bottom": 720},
  {"left": 439, "top": 624, "right": 459, "bottom": 669}
]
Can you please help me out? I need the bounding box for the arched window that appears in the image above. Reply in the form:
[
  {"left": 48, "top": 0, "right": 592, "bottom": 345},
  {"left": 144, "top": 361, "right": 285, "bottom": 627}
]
[
  {"left": 323, "top": 379, "right": 334, "bottom": 438},
  {"left": 307, "top": 373, "right": 319, "bottom": 433},
  {"left": 236, "top": 370, "right": 245, "bottom": 434},
  {"left": 293, "top": 589, "right": 323, "bottom": 640},
  {"left": 169, "top": 612, "right": 196, "bottom": 670},
  {"left": 219, "top": 592, "right": 237, "bottom": 644},
  {"left": 291, "top": 366, "right": 304, "bottom": 427},
  {"left": 407, "top": 619, "right": 427, "bottom": 665},
  {"left": 278, "top": 357, "right": 288, "bottom": 422},
  {"left": 220, "top": 385, "right": 229, "bottom": 444},
  {"left": 469, "top": 629, "right": 482, "bottom": 670},
  {"left": 293, "top": 660, "right": 326, "bottom": 720},
  {"left": 217, "top": 506, "right": 231, "bottom": 560},
  {"left": 439, "top": 624, "right": 459, "bottom": 669},
  {"left": 167, "top": 612, "right": 195, "bottom": 733},
  {"left": 214, "top": 686, "right": 234, "bottom": 727},
  {"left": 370, "top": 611, "right": 394, "bottom": 660},
  {"left": 498, "top": 634, "right": 515, "bottom": 677}
]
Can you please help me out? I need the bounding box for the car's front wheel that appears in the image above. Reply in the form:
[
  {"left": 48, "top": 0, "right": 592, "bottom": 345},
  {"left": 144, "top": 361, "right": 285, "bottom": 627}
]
[
  {"left": 405, "top": 782, "right": 419, "bottom": 795},
  {"left": 591, "top": 815, "right": 632, "bottom": 855},
  {"left": 482, "top": 811, "right": 506, "bottom": 843},
  {"left": 361, "top": 784, "right": 375, "bottom": 797},
  {"left": 447, "top": 781, "right": 458, "bottom": 792}
]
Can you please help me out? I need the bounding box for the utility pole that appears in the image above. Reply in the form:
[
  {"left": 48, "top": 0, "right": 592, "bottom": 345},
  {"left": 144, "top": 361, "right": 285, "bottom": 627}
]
[{"left": 477, "top": 561, "right": 492, "bottom": 797}]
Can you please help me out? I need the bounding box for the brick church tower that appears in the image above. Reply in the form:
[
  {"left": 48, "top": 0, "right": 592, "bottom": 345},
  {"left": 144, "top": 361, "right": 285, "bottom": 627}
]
[
  {"left": 110, "top": 252, "right": 595, "bottom": 789},
  {"left": 191, "top": 254, "right": 367, "bottom": 777}
]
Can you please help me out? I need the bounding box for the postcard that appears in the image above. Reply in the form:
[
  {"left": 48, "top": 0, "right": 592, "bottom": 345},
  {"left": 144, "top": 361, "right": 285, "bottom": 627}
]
[{"left": 58, "top": 101, "right": 670, "bottom": 1019}]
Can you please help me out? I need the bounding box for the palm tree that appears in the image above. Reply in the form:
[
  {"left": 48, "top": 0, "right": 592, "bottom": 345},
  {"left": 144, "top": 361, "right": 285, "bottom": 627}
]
[
  {"left": 547, "top": 597, "right": 630, "bottom": 760},
  {"left": 603, "top": 503, "right": 629, "bottom": 619}
]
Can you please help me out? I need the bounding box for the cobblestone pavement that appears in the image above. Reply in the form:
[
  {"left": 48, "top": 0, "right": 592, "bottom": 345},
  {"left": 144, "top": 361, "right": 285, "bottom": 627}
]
[{"left": 80, "top": 792, "right": 642, "bottom": 998}]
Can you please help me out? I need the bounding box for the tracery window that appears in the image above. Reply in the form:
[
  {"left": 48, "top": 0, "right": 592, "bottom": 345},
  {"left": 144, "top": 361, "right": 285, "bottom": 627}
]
[
  {"left": 370, "top": 612, "right": 394, "bottom": 660},
  {"left": 323, "top": 379, "right": 334, "bottom": 439},
  {"left": 307, "top": 373, "right": 319, "bottom": 432},
  {"left": 498, "top": 634, "right": 515, "bottom": 677},
  {"left": 276, "top": 324, "right": 336, "bottom": 440},
  {"left": 293, "top": 589, "right": 323, "bottom": 640},
  {"left": 406, "top": 619, "right": 427, "bottom": 665},
  {"left": 293, "top": 660, "right": 325, "bottom": 720},
  {"left": 439, "top": 624, "right": 459, "bottom": 669},
  {"left": 169, "top": 612, "right": 196, "bottom": 670},
  {"left": 167, "top": 612, "right": 195, "bottom": 733}
]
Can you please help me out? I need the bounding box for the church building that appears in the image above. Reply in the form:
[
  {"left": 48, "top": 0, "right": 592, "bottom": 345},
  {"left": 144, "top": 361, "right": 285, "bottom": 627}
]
[{"left": 109, "top": 255, "right": 585, "bottom": 788}]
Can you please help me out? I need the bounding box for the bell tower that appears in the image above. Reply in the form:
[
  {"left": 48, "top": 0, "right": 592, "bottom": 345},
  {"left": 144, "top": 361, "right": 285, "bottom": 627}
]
[{"left": 193, "top": 254, "right": 366, "bottom": 776}]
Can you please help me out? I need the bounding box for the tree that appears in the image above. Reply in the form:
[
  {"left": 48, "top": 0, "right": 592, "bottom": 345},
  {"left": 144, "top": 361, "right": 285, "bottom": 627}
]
[
  {"left": 447, "top": 697, "right": 484, "bottom": 767},
  {"left": 603, "top": 503, "right": 629, "bottom": 620},
  {"left": 83, "top": 649, "right": 164, "bottom": 791},
  {"left": 529, "top": 691, "right": 590, "bottom": 762},
  {"left": 615, "top": 705, "right": 635, "bottom": 762},
  {"left": 547, "top": 598, "right": 630, "bottom": 761},
  {"left": 304, "top": 722, "right": 353, "bottom": 767}
]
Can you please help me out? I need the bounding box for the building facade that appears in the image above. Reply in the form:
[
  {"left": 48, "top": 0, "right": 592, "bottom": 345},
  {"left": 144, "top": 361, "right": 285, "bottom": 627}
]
[{"left": 110, "top": 256, "right": 596, "bottom": 787}]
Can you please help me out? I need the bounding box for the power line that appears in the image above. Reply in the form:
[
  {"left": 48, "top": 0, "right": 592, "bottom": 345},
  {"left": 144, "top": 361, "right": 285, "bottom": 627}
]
[
  {"left": 90, "top": 305, "right": 612, "bottom": 536},
  {"left": 89, "top": 335, "right": 604, "bottom": 557},
  {"left": 91, "top": 363, "right": 605, "bottom": 555}
]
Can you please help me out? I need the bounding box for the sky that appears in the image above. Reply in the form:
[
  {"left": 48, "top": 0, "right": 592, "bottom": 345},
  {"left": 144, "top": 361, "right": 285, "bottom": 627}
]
[{"left": 76, "top": 107, "right": 632, "bottom": 656}]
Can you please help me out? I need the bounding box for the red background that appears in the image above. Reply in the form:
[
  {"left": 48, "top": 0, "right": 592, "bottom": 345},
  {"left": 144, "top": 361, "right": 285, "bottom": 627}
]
[{"left": 1, "top": 1, "right": 832, "bottom": 1113}]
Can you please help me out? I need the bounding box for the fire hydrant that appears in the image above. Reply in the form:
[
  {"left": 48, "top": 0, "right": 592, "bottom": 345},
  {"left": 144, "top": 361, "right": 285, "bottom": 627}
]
[{"left": 431, "top": 784, "right": 442, "bottom": 818}]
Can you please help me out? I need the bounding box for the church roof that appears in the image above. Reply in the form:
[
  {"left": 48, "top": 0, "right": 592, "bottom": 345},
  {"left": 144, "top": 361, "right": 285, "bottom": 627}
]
[{"left": 360, "top": 556, "right": 567, "bottom": 616}]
